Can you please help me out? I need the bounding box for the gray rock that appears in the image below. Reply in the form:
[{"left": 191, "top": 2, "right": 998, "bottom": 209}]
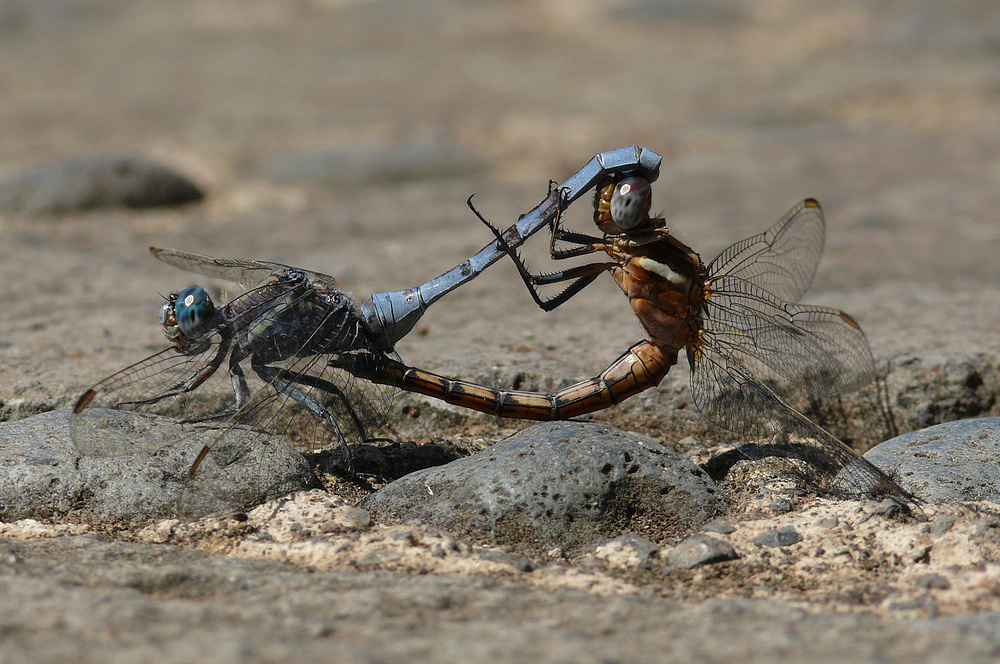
[
  {"left": 256, "top": 140, "right": 487, "bottom": 188},
  {"left": 0, "top": 411, "right": 85, "bottom": 520},
  {"left": 752, "top": 526, "right": 803, "bottom": 548},
  {"left": 591, "top": 533, "right": 660, "bottom": 568},
  {"left": 360, "top": 421, "right": 720, "bottom": 556},
  {"left": 841, "top": 418, "right": 1000, "bottom": 503},
  {"left": 0, "top": 410, "right": 317, "bottom": 523},
  {"left": 665, "top": 533, "right": 738, "bottom": 569},
  {"left": 701, "top": 518, "right": 737, "bottom": 534},
  {"left": 888, "top": 354, "right": 998, "bottom": 431},
  {"left": 930, "top": 514, "right": 957, "bottom": 537},
  {"left": 0, "top": 155, "right": 204, "bottom": 215},
  {"left": 858, "top": 498, "right": 912, "bottom": 523},
  {"left": 915, "top": 573, "right": 951, "bottom": 591},
  {"left": 479, "top": 549, "right": 536, "bottom": 572}
]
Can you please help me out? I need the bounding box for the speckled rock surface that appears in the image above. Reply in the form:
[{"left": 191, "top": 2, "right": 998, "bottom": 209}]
[
  {"left": 856, "top": 418, "right": 1000, "bottom": 502},
  {"left": 361, "top": 421, "right": 720, "bottom": 555}
]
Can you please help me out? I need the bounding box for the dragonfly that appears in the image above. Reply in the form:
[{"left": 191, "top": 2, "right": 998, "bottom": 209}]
[
  {"left": 352, "top": 175, "right": 914, "bottom": 503},
  {"left": 71, "top": 146, "right": 663, "bottom": 517}
]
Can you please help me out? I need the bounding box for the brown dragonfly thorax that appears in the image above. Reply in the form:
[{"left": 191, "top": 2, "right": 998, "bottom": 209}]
[{"left": 607, "top": 228, "right": 708, "bottom": 369}]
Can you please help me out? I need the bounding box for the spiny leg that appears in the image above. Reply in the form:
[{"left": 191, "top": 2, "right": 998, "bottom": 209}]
[
  {"left": 467, "top": 196, "right": 615, "bottom": 311},
  {"left": 176, "top": 340, "right": 251, "bottom": 425},
  {"left": 548, "top": 188, "right": 606, "bottom": 259},
  {"left": 250, "top": 359, "right": 368, "bottom": 470}
]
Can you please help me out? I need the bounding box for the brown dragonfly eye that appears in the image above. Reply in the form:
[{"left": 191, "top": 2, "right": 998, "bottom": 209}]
[{"left": 609, "top": 176, "right": 651, "bottom": 230}]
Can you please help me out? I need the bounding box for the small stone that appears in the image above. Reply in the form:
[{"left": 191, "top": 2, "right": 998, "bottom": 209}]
[
  {"left": 930, "top": 514, "right": 956, "bottom": 537},
  {"left": 817, "top": 517, "right": 839, "bottom": 528},
  {"left": 701, "top": 519, "right": 736, "bottom": 534},
  {"left": 858, "top": 498, "right": 911, "bottom": 523},
  {"left": 479, "top": 549, "right": 536, "bottom": 572},
  {"left": 767, "top": 498, "right": 794, "bottom": 515},
  {"left": 915, "top": 573, "right": 951, "bottom": 590},
  {"left": 592, "top": 534, "right": 659, "bottom": 568},
  {"left": 665, "top": 534, "right": 738, "bottom": 569},
  {"left": 752, "top": 526, "right": 803, "bottom": 548}
]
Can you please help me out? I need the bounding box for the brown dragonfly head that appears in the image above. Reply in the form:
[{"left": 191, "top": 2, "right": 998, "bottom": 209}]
[{"left": 593, "top": 175, "right": 653, "bottom": 234}]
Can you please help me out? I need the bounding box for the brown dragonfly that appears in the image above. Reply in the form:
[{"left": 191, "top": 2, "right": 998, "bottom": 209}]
[{"left": 356, "top": 177, "right": 913, "bottom": 503}]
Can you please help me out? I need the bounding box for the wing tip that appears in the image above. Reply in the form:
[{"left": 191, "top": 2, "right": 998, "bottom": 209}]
[{"left": 73, "top": 389, "right": 96, "bottom": 414}]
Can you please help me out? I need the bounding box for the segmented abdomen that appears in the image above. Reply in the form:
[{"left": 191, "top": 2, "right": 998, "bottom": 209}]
[{"left": 369, "top": 341, "right": 676, "bottom": 420}]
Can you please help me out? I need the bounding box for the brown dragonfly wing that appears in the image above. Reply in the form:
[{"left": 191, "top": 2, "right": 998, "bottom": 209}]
[
  {"left": 706, "top": 198, "right": 824, "bottom": 304},
  {"left": 703, "top": 275, "right": 876, "bottom": 396},
  {"left": 691, "top": 341, "right": 912, "bottom": 501}
]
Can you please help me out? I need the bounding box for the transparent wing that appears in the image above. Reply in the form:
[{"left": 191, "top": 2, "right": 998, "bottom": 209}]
[
  {"left": 702, "top": 274, "right": 875, "bottom": 396},
  {"left": 690, "top": 339, "right": 908, "bottom": 499},
  {"left": 706, "top": 199, "right": 824, "bottom": 303},
  {"left": 70, "top": 331, "right": 237, "bottom": 457},
  {"left": 150, "top": 247, "right": 339, "bottom": 292},
  {"left": 176, "top": 310, "right": 397, "bottom": 517},
  {"left": 70, "top": 278, "right": 306, "bottom": 455},
  {"left": 73, "top": 274, "right": 394, "bottom": 518}
]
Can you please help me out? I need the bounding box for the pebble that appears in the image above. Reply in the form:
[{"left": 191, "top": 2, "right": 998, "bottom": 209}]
[
  {"left": 665, "top": 534, "right": 738, "bottom": 569},
  {"left": 752, "top": 526, "right": 803, "bottom": 548}
]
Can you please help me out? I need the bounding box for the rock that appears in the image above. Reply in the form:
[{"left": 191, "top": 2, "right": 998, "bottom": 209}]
[
  {"left": 0, "top": 410, "right": 317, "bottom": 524},
  {"left": 841, "top": 418, "right": 1000, "bottom": 503},
  {"left": 479, "top": 549, "right": 536, "bottom": 572},
  {"left": 701, "top": 519, "right": 737, "bottom": 534},
  {"left": 665, "top": 533, "right": 738, "bottom": 569},
  {"left": 930, "top": 514, "right": 956, "bottom": 537},
  {"left": 0, "top": 155, "right": 204, "bottom": 215},
  {"left": 858, "top": 498, "right": 912, "bottom": 523},
  {"left": 915, "top": 573, "right": 951, "bottom": 591},
  {"left": 255, "top": 140, "right": 487, "bottom": 188},
  {"left": 888, "top": 354, "right": 999, "bottom": 431},
  {"left": 591, "top": 534, "right": 660, "bottom": 568},
  {"left": 0, "top": 411, "right": 85, "bottom": 520},
  {"left": 752, "top": 526, "right": 803, "bottom": 548},
  {"left": 360, "top": 421, "right": 720, "bottom": 556}
]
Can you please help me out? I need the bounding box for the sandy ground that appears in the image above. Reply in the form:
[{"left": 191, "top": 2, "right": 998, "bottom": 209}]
[{"left": 1, "top": 1, "right": 1000, "bottom": 662}]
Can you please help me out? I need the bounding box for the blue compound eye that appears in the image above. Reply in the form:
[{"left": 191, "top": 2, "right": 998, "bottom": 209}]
[{"left": 174, "top": 286, "right": 215, "bottom": 338}]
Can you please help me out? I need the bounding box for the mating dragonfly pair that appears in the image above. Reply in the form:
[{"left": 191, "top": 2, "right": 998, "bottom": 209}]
[{"left": 72, "top": 145, "right": 912, "bottom": 517}]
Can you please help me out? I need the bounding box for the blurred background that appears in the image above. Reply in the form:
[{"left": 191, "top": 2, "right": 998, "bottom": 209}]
[{"left": 0, "top": 0, "right": 998, "bottom": 440}]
